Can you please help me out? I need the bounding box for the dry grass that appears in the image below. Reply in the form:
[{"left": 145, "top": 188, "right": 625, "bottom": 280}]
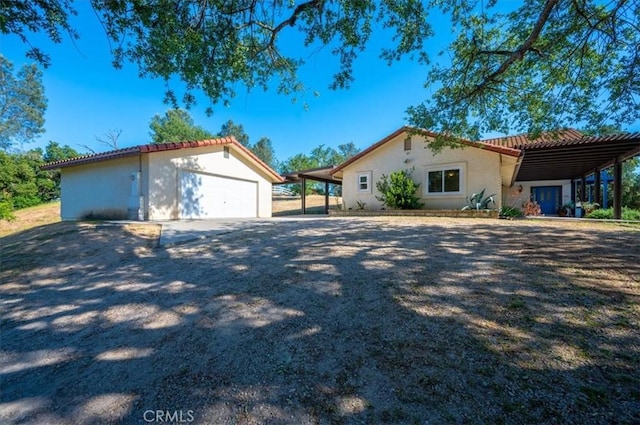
[
  {"left": 1, "top": 216, "right": 638, "bottom": 424},
  {"left": 273, "top": 194, "right": 342, "bottom": 215},
  {"left": 0, "top": 202, "right": 61, "bottom": 238}
]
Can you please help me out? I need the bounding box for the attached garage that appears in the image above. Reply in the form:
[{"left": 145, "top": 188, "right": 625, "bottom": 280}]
[{"left": 42, "top": 137, "right": 283, "bottom": 221}]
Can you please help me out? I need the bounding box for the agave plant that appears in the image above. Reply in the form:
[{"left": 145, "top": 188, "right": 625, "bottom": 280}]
[{"left": 462, "top": 189, "right": 496, "bottom": 210}]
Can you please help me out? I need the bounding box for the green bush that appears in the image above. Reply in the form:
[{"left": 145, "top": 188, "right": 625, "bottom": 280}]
[
  {"left": 586, "top": 208, "right": 612, "bottom": 219},
  {"left": 586, "top": 207, "right": 640, "bottom": 220},
  {"left": 375, "top": 169, "right": 423, "bottom": 210},
  {"left": 499, "top": 206, "right": 523, "bottom": 218},
  {"left": 0, "top": 200, "right": 15, "bottom": 221}
]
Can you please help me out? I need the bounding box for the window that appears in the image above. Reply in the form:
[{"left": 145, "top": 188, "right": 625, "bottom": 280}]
[
  {"left": 404, "top": 136, "right": 412, "bottom": 151},
  {"left": 426, "top": 164, "right": 464, "bottom": 194},
  {"left": 357, "top": 171, "right": 372, "bottom": 193},
  {"left": 223, "top": 146, "right": 230, "bottom": 158}
]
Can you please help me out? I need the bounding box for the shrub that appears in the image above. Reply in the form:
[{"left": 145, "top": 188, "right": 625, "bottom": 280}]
[
  {"left": 0, "top": 200, "right": 15, "bottom": 221},
  {"left": 586, "top": 208, "right": 612, "bottom": 219},
  {"left": 375, "top": 169, "right": 423, "bottom": 210},
  {"left": 462, "top": 189, "right": 496, "bottom": 210},
  {"left": 499, "top": 206, "right": 523, "bottom": 218},
  {"left": 586, "top": 207, "right": 640, "bottom": 220}
]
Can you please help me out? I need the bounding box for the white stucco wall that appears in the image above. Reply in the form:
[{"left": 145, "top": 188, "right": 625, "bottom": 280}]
[
  {"left": 60, "top": 156, "right": 141, "bottom": 220},
  {"left": 146, "top": 145, "right": 273, "bottom": 220},
  {"left": 341, "top": 132, "right": 505, "bottom": 210}
]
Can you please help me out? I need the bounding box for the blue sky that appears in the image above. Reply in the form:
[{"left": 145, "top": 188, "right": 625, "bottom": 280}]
[
  {"left": 1, "top": 2, "right": 638, "bottom": 164},
  {"left": 1, "top": 2, "right": 445, "bottom": 163}
]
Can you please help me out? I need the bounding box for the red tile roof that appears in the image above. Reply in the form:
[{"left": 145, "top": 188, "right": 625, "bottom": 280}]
[
  {"left": 330, "top": 126, "right": 522, "bottom": 175},
  {"left": 481, "top": 128, "right": 584, "bottom": 149},
  {"left": 41, "top": 137, "right": 284, "bottom": 182}
]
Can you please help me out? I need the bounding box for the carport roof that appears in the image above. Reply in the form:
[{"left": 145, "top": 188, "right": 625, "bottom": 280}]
[
  {"left": 482, "top": 130, "right": 640, "bottom": 181},
  {"left": 280, "top": 166, "right": 342, "bottom": 185},
  {"left": 41, "top": 137, "right": 284, "bottom": 182}
]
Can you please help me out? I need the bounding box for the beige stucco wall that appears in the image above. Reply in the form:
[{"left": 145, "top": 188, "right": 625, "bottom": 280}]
[
  {"left": 60, "top": 156, "right": 141, "bottom": 220},
  {"left": 341, "top": 132, "right": 506, "bottom": 211},
  {"left": 504, "top": 179, "right": 572, "bottom": 210},
  {"left": 146, "top": 145, "right": 273, "bottom": 220}
]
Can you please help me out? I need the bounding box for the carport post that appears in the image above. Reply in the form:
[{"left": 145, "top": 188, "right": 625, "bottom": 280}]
[
  {"left": 613, "top": 159, "right": 622, "bottom": 220},
  {"left": 594, "top": 169, "right": 601, "bottom": 207},
  {"left": 580, "top": 176, "right": 586, "bottom": 203},
  {"left": 301, "top": 177, "right": 307, "bottom": 214},
  {"left": 324, "top": 181, "right": 329, "bottom": 214}
]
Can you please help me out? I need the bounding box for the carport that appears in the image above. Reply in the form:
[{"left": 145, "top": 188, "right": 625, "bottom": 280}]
[
  {"left": 276, "top": 166, "right": 343, "bottom": 214},
  {"left": 486, "top": 132, "right": 640, "bottom": 219}
]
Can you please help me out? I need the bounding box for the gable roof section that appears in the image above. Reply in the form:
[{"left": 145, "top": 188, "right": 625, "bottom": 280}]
[
  {"left": 41, "top": 137, "right": 284, "bottom": 182},
  {"left": 330, "top": 126, "right": 522, "bottom": 175}
]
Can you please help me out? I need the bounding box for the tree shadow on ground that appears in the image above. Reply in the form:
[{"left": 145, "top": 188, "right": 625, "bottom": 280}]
[{"left": 0, "top": 218, "right": 638, "bottom": 424}]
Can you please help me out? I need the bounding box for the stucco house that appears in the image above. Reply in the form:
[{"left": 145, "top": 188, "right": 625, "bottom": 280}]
[
  {"left": 330, "top": 126, "right": 640, "bottom": 216},
  {"left": 42, "top": 137, "right": 283, "bottom": 220},
  {"left": 330, "top": 127, "right": 522, "bottom": 212}
]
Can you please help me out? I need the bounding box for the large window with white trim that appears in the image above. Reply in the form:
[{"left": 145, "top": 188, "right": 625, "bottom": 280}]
[
  {"left": 357, "top": 171, "right": 372, "bottom": 193},
  {"left": 426, "top": 164, "right": 464, "bottom": 195}
]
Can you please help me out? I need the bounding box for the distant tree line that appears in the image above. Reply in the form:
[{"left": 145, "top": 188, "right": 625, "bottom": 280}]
[{"left": 0, "top": 142, "right": 79, "bottom": 220}]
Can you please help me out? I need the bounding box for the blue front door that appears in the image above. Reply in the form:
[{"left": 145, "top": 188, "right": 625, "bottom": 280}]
[{"left": 532, "top": 186, "right": 561, "bottom": 215}]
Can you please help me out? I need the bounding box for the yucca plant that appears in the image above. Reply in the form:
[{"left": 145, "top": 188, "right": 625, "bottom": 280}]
[{"left": 462, "top": 189, "right": 496, "bottom": 210}]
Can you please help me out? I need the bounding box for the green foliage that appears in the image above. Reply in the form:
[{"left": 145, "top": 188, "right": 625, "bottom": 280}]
[
  {"left": 462, "top": 189, "right": 496, "bottom": 210},
  {"left": 499, "top": 206, "right": 523, "bottom": 218},
  {"left": 375, "top": 169, "right": 423, "bottom": 210},
  {"left": 280, "top": 143, "right": 360, "bottom": 195},
  {"left": 218, "top": 120, "right": 250, "bottom": 147},
  {"left": 0, "top": 55, "right": 47, "bottom": 150},
  {"left": 8, "top": 2, "right": 637, "bottom": 140},
  {"left": 621, "top": 158, "right": 640, "bottom": 209},
  {"left": 586, "top": 208, "right": 640, "bottom": 221},
  {"left": 149, "top": 109, "right": 214, "bottom": 143},
  {"left": 0, "top": 141, "right": 76, "bottom": 219},
  {"left": 251, "top": 137, "right": 278, "bottom": 170},
  {"left": 407, "top": 1, "right": 640, "bottom": 142},
  {"left": 0, "top": 0, "right": 78, "bottom": 66},
  {"left": 0, "top": 200, "right": 15, "bottom": 221}
]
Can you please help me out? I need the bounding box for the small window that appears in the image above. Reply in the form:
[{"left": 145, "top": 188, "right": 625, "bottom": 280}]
[
  {"left": 357, "top": 171, "right": 372, "bottom": 193},
  {"left": 427, "top": 165, "right": 463, "bottom": 194},
  {"left": 223, "top": 146, "right": 230, "bottom": 158},
  {"left": 404, "top": 136, "right": 412, "bottom": 151}
]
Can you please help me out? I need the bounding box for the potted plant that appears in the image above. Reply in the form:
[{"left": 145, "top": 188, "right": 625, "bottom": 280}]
[{"left": 558, "top": 202, "right": 574, "bottom": 217}]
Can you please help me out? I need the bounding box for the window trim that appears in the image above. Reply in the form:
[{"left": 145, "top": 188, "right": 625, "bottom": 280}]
[
  {"left": 425, "top": 163, "right": 465, "bottom": 196},
  {"left": 357, "top": 171, "right": 372, "bottom": 193}
]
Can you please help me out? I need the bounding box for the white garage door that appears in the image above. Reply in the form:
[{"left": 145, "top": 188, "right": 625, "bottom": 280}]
[{"left": 179, "top": 171, "right": 258, "bottom": 219}]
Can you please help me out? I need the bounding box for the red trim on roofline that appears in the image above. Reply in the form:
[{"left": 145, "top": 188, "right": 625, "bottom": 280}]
[
  {"left": 41, "top": 137, "right": 284, "bottom": 182},
  {"left": 330, "top": 126, "right": 521, "bottom": 175}
]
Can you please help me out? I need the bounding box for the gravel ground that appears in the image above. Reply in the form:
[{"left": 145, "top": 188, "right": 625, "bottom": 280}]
[{"left": 1, "top": 217, "right": 639, "bottom": 424}]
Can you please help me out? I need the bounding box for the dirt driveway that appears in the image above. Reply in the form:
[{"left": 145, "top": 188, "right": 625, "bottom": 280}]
[{"left": 1, "top": 217, "right": 639, "bottom": 424}]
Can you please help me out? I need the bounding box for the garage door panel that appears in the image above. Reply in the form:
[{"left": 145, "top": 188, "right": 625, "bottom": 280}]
[{"left": 179, "top": 171, "right": 257, "bottom": 218}]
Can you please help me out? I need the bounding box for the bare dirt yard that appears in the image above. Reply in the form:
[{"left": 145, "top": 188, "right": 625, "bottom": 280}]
[{"left": 1, "top": 217, "right": 639, "bottom": 424}]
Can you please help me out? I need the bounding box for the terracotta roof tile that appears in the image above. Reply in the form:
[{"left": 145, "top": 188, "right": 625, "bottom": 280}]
[
  {"left": 41, "top": 137, "right": 283, "bottom": 182},
  {"left": 481, "top": 129, "right": 584, "bottom": 149}
]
